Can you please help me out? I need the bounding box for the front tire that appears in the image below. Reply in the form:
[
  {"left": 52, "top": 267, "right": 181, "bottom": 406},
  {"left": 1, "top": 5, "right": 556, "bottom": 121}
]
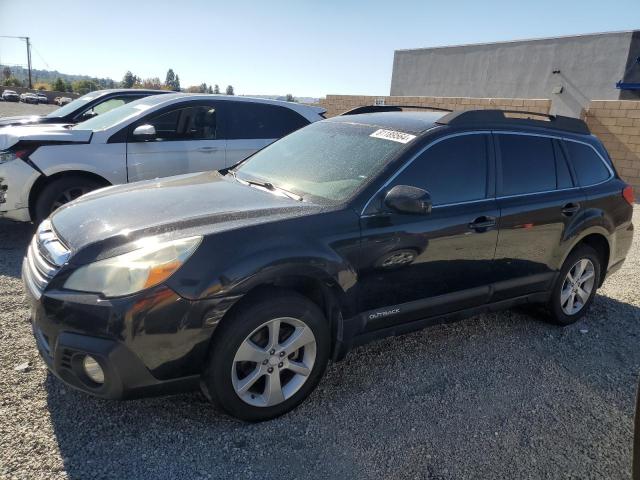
[
  {"left": 548, "top": 245, "right": 601, "bottom": 325},
  {"left": 201, "top": 290, "right": 330, "bottom": 422},
  {"left": 33, "top": 175, "right": 105, "bottom": 224}
]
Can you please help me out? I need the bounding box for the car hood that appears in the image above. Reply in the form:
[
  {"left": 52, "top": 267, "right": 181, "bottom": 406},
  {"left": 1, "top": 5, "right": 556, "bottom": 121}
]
[
  {"left": 0, "top": 124, "right": 91, "bottom": 150},
  {"left": 50, "top": 171, "right": 322, "bottom": 260},
  {"left": 0, "top": 115, "right": 44, "bottom": 126}
]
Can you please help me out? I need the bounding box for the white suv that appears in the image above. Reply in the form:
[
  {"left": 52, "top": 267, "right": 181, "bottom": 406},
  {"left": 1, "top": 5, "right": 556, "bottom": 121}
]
[{"left": 0, "top": 94, "right": 325, "bottom": 222}]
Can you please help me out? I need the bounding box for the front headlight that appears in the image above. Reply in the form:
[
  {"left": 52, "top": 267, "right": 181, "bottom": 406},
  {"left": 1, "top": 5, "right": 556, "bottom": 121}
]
[
  {"left": 0, "top": 149, "right": 34, "bottom": 164},
  {"left": 0, "top": 151, "right": 18, "bottom": 164},
  {"left": 63, "top": 236, "right": 202, "bottom": 297}
]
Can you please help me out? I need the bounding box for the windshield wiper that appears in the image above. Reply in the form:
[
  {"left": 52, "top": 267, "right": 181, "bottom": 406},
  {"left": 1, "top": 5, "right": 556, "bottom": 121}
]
[{"left": 231, "top": 173, "right": 302, "bottom": 201}]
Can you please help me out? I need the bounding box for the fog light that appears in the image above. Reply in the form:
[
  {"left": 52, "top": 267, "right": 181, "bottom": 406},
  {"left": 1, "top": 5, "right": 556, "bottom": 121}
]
[{"left": 82, "top": 355, "right": 104, "bottom": 384}]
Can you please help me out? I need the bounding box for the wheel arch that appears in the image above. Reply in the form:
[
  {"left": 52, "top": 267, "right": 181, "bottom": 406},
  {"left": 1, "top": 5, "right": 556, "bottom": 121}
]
[
  {"left": 28, "top": 170, "right": 111, "bottom": 220},
  {"left": 562, "top": 229, "right": 611, "bottom": 287},
  {"left": 211, "top": 273, "right": 350, "bottom": 360}
]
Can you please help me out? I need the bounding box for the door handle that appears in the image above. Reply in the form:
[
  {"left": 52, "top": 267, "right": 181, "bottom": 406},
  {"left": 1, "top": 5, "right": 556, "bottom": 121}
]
[
  {"left": 561, "top": 202, "right": 580, "bottom": 216},
  {"left": 197, "top": 146, "right": 220, "bottom": 152},
  {"left": 468, "top": 216, "right": 497, "bottom": 231}
]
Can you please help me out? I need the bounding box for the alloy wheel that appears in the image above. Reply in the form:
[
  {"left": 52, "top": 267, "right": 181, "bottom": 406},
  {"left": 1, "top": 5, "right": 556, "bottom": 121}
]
[
  {"left": 231, "top": 317, "right": 317, "bottom": 407},
  {"left": 51, "top": 186, "right": 93, "bottom": 212},
  {"left": 560, "top": 258, "right": 595, "bottom": 315}
]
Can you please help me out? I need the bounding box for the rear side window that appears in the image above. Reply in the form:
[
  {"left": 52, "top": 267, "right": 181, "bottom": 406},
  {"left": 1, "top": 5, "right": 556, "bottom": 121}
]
[
  {"left": 226, "top": 102, "right": 309, "bottom": 139},
  {"left": 564, "top": 141, "right": 610, "bottom": 186},
  {"left": 391, "top": 134, "right": 488, "bottom": 206},
  {"left": 498, "top": 134, "right": 556, "bottom": 195}
]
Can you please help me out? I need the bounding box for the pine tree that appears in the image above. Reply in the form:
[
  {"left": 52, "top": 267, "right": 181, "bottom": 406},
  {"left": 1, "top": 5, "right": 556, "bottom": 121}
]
[
  {"left": 174, "top": 74, "right": 181, "bottom": 92},
  {"left": 122, "top": 71, "right": 136, "bottom": 88},
  {"left": 225, "top": 85, "right": 234, "bottom": 95},
  {"left": 213, "top": 84, "right": 220, "bottom": 94},
  {"left": 165, "top": 69, "right": 176, "bottom": 89}
]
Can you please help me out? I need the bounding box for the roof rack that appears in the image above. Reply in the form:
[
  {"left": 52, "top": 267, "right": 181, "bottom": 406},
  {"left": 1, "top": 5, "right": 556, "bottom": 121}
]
[
  {"left": 435, "top": 109, "right": 590, "bottom": 135},
  {"left": 340, "top": 105, "right": 453, "bottom": 116}
]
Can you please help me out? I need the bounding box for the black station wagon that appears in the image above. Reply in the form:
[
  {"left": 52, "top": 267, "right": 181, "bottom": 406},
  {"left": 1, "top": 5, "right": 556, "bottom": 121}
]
[{"left": 24, "top": 108, "right": 635, "bottom": 421}]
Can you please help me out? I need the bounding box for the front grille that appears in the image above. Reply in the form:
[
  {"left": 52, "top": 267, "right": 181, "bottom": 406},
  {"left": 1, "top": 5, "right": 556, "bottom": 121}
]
[{"left": 23, "top": 220, "right": 70, "bottom": 298}]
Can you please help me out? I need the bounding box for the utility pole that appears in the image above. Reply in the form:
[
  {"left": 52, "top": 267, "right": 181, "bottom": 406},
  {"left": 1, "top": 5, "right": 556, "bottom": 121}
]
[
  {"left": 25, "top": 37, "right": 32, "bottom": 88},
  {"left": 0, "top": 35, "right": 32, "bottom": 88}
]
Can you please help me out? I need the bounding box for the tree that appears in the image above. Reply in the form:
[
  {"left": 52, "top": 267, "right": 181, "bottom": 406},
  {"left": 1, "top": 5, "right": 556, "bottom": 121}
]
[
  {"left": 2, "top": 66, "right": 11, "bottom": 82},
  {"left": 213, "top": 84, "right": 220, "bottom": 94},
  {"left": 164, "top": 69, "right": 180, "bottom": 91},
  {"left": 198, "top": 83, "right": 208, "bottom": 93},
  {"left": 207, "top": 85, "right": 213, "bottom": 94},
  {"left": 35, "top": 83, "right": 49, "bottom": 91},
  {"left": 225, "top": 85, "right": 234, "bottom": 95},
  {"left": 142, "top": 77, "right": 162, "bottom": 89},
  {"left": 122, "top": 71, "right": 136, "bottom": 89},
  {"left": 52, "top": 77, "right": 66, "bottom": 92},
  {"left": 285, "top": 93, "right": 296, "bottom": 102},
  {"left": 64, "top": 80, "right": 73, "bottom": 92},
  {"left": 4, "top": 76, "right": 22, "bottom": 87},
  {"left": 73, "top": 79, "right": 99, "bottom": 95}
]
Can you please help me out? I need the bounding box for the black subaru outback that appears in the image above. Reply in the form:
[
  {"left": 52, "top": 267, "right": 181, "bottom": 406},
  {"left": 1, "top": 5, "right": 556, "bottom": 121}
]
[{"left": 23, "top": 109, "right": 634, "bottom": 421}]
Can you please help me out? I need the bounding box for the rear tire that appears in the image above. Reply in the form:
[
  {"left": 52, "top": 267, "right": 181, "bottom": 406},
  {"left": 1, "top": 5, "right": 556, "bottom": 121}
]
[
  {"left": 201, "top": 290, "right": 330, "bottom": 422},
  {"left": 547, "top": 245, "right": 601, "bottom": 325},
  {"left": 33, "top": 175, "right": 105, "bottom": 224}
]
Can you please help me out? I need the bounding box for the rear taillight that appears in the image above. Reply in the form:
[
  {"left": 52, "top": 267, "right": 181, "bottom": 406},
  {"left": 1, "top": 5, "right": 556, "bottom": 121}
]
[{"left": 623, "top": 185, "right": 635, "bottom": 205}]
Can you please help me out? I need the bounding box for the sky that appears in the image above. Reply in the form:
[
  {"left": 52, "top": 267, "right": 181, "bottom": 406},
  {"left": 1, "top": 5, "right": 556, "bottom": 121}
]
[{"left": 0, "top": 0, "right": 639, "bottom": 98}]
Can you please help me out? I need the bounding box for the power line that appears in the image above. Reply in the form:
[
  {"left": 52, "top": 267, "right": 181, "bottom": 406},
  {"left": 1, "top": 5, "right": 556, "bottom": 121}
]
[{"left": 30, "top": 43, "right": 50, "bottom": 70}]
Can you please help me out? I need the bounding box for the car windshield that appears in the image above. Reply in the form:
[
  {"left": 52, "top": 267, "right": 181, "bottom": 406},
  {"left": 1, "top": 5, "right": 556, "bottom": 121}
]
[
  {"left": 234, "top": 120, "right": 413, "bottom": 202},
  {"left": 71, "top": 94, "right": 171, "bottom": 131},
  {"left": 45, "top": 91, "right": 103, "bottom": 118}
]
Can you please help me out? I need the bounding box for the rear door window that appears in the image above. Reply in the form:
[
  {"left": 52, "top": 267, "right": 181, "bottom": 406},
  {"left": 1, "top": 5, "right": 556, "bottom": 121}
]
[
  {"left": 390, "top": 134, "right": 489, "bottom": 206},
  {"left": 225, "top": 102, "right": 309, "bottom": 139},
  {"left": 564, "top": 141, "right": 611, "bottom": 186},
  {"left": 498, "top": 134, "right": 556, "bottom": 195}
]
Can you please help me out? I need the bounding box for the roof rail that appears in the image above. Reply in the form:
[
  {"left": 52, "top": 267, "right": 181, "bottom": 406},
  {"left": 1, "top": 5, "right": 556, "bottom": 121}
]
[
  {"left": 435, "top": 109, "right": 590, "bottom": 135},
  {"left": 340, "top": 105, "right": 453, "bottom": 116}
]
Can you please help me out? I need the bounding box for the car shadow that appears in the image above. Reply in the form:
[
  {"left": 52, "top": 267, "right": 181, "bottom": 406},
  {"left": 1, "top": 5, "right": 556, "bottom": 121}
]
[
  {"left": 0, "top": 220, "right": 34, "bottom": 278},
  {"left": 45, "top": 292, "right": 640, "bottom": 480}
]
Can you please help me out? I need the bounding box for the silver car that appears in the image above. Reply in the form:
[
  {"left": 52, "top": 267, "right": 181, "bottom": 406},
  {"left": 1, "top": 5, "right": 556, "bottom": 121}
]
[{"left": 0, "top": 93, "right": 326, "bottom": 222}]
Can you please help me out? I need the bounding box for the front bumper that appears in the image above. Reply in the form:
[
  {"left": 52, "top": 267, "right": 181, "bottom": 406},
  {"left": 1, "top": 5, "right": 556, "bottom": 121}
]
[
  {"left": 24, "top": 261, "right": 228, "bottom": 399},
  {"left": 0, "top": 158, "right": 40, "bottom": 222}
]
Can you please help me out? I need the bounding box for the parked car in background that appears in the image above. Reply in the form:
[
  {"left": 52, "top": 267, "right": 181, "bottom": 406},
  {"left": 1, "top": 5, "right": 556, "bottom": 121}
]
[
  {"left": 0, "top": 89, "right": 170, "bottom": 127},
  {"left": 0, "top": 93, "right": 326, "bottom": 222},
  {"left": 2, "top": 90, "right": 20, "bottom": 102},
  {"left": 36, "top": 93, "right": 48, "bottom": 104},
  {"left": 53, "top": 96, "right": 61, "bottom": 105},
  {"left": 22, "top": 109, "right": 634, "bottom": 421},
  {"left": 19, "top": 93, "right": 39, "bottom": 104}
]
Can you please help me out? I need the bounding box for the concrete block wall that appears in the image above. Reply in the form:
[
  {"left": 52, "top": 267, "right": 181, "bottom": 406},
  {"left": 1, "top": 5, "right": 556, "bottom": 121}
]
[
  {"left": 584, "top": 101, "right": 640, "bottom": 192},
  {"left": 319, "top": 94, "right": 551, "bottom": 118}
]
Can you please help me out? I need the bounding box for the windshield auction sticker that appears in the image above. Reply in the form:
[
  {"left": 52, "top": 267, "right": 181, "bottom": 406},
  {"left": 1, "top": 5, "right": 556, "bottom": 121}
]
[{"left": 370, "top": 129, "right": 416, "bottom": 144}]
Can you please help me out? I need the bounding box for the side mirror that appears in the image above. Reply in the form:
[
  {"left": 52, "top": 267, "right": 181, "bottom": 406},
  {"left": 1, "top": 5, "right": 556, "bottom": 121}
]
[
  {"left": 384, "top": 185, "right": 432, "bottom": 215},
  {"left": 78, "top": 111, "right": 97, "bottom": 122},
  {"left": 132, "top": 124, "right": 157, "bottom": 140}
]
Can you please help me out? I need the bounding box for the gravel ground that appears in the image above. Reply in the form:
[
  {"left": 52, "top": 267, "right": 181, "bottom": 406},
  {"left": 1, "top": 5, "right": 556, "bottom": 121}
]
[
  {"left": 0, "top": 208, "right": 638, "bottom": 480},
  {"left": 0, "top": 101, "right": 59, "bottom": 117}
]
